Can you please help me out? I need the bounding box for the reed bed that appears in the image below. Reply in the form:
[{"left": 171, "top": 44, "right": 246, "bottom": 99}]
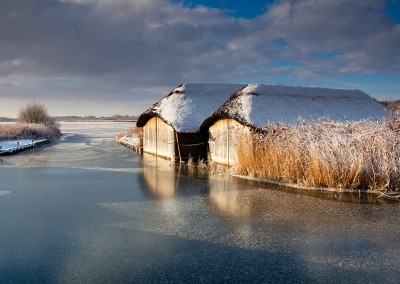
[
  {"left": 234, "top": 118, "right": 400, "bottom": 191},
  {"left": 0, "top": 123, "right": 61, "bottom": 141}
]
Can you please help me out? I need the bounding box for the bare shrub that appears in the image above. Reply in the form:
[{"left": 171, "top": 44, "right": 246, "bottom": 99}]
[
  {"left": 234, "top": 118, "right": 400, "bottom": 191},
  {"left": 18, "top": 101, "right": 55, "bottom": 125}
]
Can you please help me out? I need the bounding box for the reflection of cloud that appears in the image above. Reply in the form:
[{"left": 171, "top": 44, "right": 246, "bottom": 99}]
[
  {"left": 0, "top": 190, "right": 12, "bottom": 196},
  {"left": 58, "top": 199, "right": 309, "bottom": 283},
  {"left": 97, "top": 198, "right": 272, "bottom": 250},
  {"left": 89, "top": 181, "right": 400, "bottom": 283},
  {"left": 1, "top": 161, "right": 142, "bottom": 173}
]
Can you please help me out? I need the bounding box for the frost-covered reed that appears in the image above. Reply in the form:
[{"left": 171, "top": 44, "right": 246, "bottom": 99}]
[
  {"left": 234, "top": 118, "right": 400, "bottom": 191},
  {"left": 116, "top": 126, "right": 143, "bottom": 147},
  {"left": 0, "top": 123, "right": 61, "bottom": 141}
]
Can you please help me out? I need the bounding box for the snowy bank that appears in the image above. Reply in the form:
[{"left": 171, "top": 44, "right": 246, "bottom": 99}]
[
  {"left": 0, "top": 138, "right": 49, "bottom": 155},
  {"left": 116, "top": 135, "right": 141, "bottom": 152}
]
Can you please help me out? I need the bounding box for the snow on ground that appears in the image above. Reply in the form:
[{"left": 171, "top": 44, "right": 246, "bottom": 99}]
[
  {"left": 117, "top": 136, "right": 140, "bottom": 146},
  {"left": 116, "top": 135, "right": 141, "bottom": 152},
  {"left": 0, "top": 138, "right": 48, "bottom": 154},
  {"left": 0, "top": 139, "right": 34, "bottom": 150}
]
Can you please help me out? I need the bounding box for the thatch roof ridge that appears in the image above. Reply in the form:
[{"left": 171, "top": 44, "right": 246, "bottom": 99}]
[
  {"left": 201, "top": 83, "right": 388, "bottom": 129},
  {"left": 242, "top": 83, "right": 369, "bottom": 98},
  {"left": 136, "top": 82, "right": 246, "bottom": 133}
]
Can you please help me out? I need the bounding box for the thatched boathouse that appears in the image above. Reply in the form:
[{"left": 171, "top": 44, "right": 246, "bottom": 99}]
[
  {"left": 201, "top": 83, "right": 389, "bottom": 166},
  {"left": 136, "top": 83, "right": 245, "bottom": 161}
]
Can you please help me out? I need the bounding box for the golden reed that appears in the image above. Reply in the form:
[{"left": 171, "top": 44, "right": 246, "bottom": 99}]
[{"left": 234, "top": 118, "right": 400, "bottom": 191}]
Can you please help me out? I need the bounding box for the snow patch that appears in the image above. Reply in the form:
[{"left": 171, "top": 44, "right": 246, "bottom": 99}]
[
  {"left": 0, "top": 139, "right": 48, "bottom": 154},
  {"left": 117, "top": 135, "right": 140, "bottom": 146}
]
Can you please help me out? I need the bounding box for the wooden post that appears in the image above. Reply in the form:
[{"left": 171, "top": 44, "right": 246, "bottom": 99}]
[
  {"left": 175, "top": 131, "right": 182, "bottom": 163},
  {"left": 227, "top": 121, "right": 230, "bottom": 166},
  {"left": 155, "top": 117, "right": 158, "bottom": 155}
]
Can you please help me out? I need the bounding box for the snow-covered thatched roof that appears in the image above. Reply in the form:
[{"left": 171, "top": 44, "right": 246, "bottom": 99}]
[
  {"left": 136, "top": 82, "right": 246, "bottom": 133},
  {"left": 201, "top": 83, "right": 388, "bottom": 129}
]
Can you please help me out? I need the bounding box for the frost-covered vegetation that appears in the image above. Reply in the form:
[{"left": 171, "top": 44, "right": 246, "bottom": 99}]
[
  {"left": 381, "top": 100, "right": 400, "bottom": 115},
  {"left": 0, "top": 122, "right": 61, "bottom": 141},
  {"left": 116, "top": 126, "right": 143, "bottom": 151},
  {"left": 234, "top": 118, "right": 400, "bottom": 192},
  {"left": 116, "top": 126, "right": 141, "bottom": 140},
  {"left": 18, "top": 101, "right": 58, "bottom": 127},
  {"left": 0, "top": 102, "right": 61, "bottom": 141}
]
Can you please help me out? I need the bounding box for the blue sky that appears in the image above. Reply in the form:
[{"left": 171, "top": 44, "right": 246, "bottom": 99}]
[
  {"left": 171, "top": 0, "right": 272, "bottom": 18},
  {"left": 0, "top": 0, "right": 399, "bottom": 117}
]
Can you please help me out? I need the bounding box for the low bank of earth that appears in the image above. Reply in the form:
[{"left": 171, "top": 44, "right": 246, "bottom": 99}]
[{"left": 233, "top": 174, "right": 400, "bottom": 201}]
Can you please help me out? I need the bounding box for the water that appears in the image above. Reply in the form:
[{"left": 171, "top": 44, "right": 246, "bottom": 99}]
[{"left": 0, "top": 122, "right": 399, "bottom": 283}]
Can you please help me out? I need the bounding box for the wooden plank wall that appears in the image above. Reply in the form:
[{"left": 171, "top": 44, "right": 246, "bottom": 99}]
[
  {"left": 209, "top": 119, "right": 249, "bottom": 166},
  {"left": 157, "top": 117, "right": 175, "bottom": 159},
  {"left": 143, "top": 117, "right": 157, "bottom": 154},
  {"left": 142, "top": 117, "right": 175, "bottom": 160}
]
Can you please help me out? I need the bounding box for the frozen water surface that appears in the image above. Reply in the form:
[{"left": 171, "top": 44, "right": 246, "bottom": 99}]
[{"left": 0, "top": 122, "right": 399, "bottom": 283}]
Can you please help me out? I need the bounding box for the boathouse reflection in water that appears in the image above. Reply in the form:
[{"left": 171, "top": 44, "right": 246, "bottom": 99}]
[{"left": 141, "top": 153, "right": 177, "bottom": 198}]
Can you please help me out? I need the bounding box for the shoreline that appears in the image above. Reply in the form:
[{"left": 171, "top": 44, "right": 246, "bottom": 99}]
[
  {"left": 232, "top": 174, "right": 400, "bottom": 200},
  {"left": 115, "top": 138, "right": 400, "bottom": 200},
  {"left": 0, "top": 138, "right": 51, "bottom": 155},
  {"left": 69, "top": 120, "right": 137, "bottom": 123}
]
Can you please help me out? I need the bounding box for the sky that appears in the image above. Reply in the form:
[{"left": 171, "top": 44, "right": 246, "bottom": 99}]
[{"left": 1, "top": 0, "right": 399, "bottom": 117}]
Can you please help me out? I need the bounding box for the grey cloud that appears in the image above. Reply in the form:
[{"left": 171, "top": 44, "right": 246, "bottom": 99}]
[
  {"left": 0, "top": 0, "right": 250, "bottom": 88},
  {"left": 0, "top": 0, "right": 399, "bottom": 104},
  {"left": 239, "top": 0, "right": 400, "bottom": 76}
]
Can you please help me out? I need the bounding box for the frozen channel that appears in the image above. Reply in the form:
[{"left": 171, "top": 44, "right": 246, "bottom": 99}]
[{"left": 0, "top": 122, "right": 399, "bottom": 283}]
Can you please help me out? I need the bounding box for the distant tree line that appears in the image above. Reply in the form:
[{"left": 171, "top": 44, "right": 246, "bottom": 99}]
[
  {"left": 0, "top": 117, "right": 16, "bottom": 122},
  {"left": 0, "top": 114, "right": 138, "bottom": 122},
  {"left": 51, "top": 114, "right": 138, "bottom": 122}
]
